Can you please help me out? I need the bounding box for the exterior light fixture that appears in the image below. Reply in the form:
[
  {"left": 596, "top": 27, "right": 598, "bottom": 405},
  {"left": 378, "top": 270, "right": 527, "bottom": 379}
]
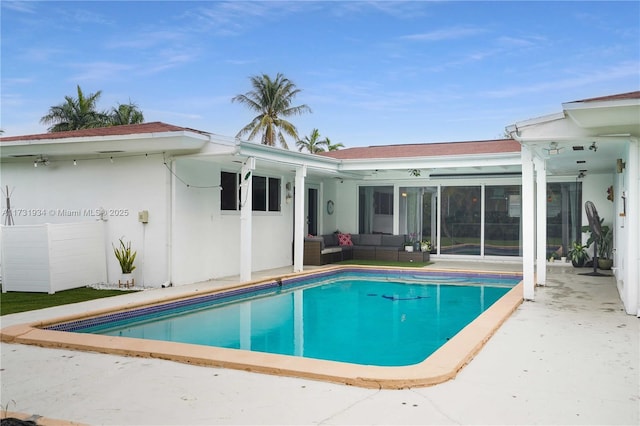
[
  {"left": 545, "top": 142, "right": 563, "bottom": 155},
  {"left": 589, "top": 142, "right": 598, "bottom": 152},
  {"left": 34, "top": 156, "right": 49, "bottom": 167}
]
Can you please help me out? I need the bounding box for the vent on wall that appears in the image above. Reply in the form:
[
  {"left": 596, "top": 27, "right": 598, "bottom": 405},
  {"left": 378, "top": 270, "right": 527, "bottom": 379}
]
[{"left": 572, "top": 146, "right": 584, "bottom": 151}]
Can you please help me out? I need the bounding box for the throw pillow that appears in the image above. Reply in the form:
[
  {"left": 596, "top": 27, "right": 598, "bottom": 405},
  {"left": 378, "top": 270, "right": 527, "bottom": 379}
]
[{"left": 338, "top": 233, "right": 353, "bottom": 246}]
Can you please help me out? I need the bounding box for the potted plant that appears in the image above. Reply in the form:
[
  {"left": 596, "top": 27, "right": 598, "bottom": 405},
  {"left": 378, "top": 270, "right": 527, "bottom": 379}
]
[
  {"left": 597, "top": 226, "right": 613, "bottom": 270},
  {"left": 405, "top": 233, "right": 417, "bottom": 252},
  {"left": 420, "top": 240, "right": 432, "bottom": 253},
  {"left": 113, "top": 238, "right": 137, "bottom": 287},
  {"left": 567, "top": 241, "right": 588, "bottom": 267}
]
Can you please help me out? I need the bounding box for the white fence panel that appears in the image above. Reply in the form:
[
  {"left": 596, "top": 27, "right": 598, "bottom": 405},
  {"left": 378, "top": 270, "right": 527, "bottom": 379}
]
[
  {"left": 1, "top": 222, "right": 107, "bottom": 293},
  {"left": 0, "top": 225, "right": 50, "bottom": 292}
]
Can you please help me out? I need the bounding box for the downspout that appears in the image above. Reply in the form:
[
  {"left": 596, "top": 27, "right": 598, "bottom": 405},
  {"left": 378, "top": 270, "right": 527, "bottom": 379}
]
[{"left": 164, "top": 156, "right": 174, "bottom": 287}]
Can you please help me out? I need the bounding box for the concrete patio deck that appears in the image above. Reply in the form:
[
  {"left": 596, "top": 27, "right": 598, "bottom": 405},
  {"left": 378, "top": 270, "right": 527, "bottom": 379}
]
[{"left": 1, "top": 260, "right": 638, "bottom": 425}]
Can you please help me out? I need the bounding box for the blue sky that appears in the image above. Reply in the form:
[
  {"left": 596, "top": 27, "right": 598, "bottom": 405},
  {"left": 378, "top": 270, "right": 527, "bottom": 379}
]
[{"left": 2, "top": 1, "right": 639, "bottom": 147}]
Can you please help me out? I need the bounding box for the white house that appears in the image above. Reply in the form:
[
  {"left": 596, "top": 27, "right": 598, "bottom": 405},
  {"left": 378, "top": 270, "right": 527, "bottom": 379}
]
[{"left": 1, "top": 92, "right": 638, "bottom": 316}]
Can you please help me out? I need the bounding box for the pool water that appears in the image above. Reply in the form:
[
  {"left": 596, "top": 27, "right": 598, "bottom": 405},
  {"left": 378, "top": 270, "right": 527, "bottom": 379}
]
[{"left": 72, "top": 272, "right": 517, "bottom": 367}]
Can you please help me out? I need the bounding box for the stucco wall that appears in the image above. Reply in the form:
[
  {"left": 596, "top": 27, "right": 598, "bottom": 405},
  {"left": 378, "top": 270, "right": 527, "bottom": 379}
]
[
  {"left": 0, "top": 155, "right": 169, "bottom": 286},
  {"left": 171, "top": 158, "right": 295, "bottom": 285}
]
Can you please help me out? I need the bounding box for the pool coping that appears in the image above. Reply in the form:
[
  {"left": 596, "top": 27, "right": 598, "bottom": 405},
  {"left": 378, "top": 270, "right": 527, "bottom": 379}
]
[{"left": 0, "top": 266, "right": 523, "bottom": 389}]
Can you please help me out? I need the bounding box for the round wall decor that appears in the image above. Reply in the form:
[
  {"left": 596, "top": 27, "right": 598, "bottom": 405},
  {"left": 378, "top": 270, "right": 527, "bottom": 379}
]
[{"left": 326, "top": 200, "right": 335, "bottom": 215}]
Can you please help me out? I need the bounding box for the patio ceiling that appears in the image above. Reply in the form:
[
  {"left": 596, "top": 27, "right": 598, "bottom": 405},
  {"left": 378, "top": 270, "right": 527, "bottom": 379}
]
[{"left": 509, "top": 94, "right": 639, "bottom": 177}]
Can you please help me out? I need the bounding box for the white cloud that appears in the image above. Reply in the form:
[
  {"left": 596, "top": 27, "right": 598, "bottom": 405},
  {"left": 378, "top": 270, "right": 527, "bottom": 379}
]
[
  {"left": 106, "top": 30, "right": 187, "bottom": 50},
  {"left": 69, "top": 62, "right": 135, "bottom": 82},
  {"left": 401, "top": 26, "right": 486, "bottom": 42},
  {"left": 1, "top": 1, "right": 36, "bottom": 13},
  {"left": 481, "top": 61, "right": 640, "bottom": 99}
]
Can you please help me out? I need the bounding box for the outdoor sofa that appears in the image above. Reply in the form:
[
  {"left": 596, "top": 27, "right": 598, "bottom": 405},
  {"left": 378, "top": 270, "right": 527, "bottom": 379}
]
[{"left": 303, "top": 233, "right": 408, "bottom": 265}]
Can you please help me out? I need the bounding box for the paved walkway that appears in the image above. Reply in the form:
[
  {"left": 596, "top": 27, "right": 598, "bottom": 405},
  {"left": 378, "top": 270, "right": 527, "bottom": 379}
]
[{"left": 1, "top": 261, "right": 638, "bottom": 425}]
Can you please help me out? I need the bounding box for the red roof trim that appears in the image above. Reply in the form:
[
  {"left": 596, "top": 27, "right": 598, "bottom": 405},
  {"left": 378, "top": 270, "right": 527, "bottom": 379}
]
[
  {"left": 569, "top": 91, "right": 640, "bottom": 104},
  {"left": 319, "top": 139, "right": 521, "bottom": 160},
  {"left": 0, "top": 122, "right": 209, "bottom": 142}
]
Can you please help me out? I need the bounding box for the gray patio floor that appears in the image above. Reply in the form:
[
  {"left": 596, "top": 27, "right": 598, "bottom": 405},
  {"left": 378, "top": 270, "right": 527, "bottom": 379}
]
[{"left": 1, "top": 260, "right": 638, "bottom": 425}]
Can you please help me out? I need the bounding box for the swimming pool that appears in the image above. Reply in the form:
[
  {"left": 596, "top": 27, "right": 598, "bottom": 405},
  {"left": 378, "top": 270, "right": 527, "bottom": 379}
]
[
  {"left": 1, "top": 266, "right": 523, "bottom": 388},
  {"left": 66, "top": 271, "right": 516, "bottom": 367}
]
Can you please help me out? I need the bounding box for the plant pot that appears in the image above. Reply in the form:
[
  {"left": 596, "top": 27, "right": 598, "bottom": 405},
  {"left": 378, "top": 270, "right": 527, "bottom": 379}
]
[
  {"left": 598, "top": 258, "right": 613, "bottom": 270},
  {"left": 405, "top": 246, "right": 414, "bottom": 252},
  {"left": 571, "top": 258, "right": 585, "bottom": 268},
  {"left": 119, "top": 273, "right": 135, "bottom": 288}
]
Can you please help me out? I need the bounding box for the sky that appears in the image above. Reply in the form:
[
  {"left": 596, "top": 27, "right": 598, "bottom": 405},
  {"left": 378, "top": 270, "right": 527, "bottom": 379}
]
[{"left": 2, "top": 1, "right": 639, "bottom": 148}]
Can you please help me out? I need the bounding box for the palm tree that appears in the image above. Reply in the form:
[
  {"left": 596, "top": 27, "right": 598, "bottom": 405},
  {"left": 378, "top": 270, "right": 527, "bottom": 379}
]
[
  {"left": 296, "top": 128, "right": 327, "bottom": 153},
  {"left": 109, "top": 102, "right": 145, "bottom": 125},
  {"left": 323, "top": 137, "right": 345, "bottom": 151},
  {"left": 232, "top": 73, "right": 311, "bottom": 149},
  {"left": 40, "top": 85, "right": 110, "bottom": 132}
]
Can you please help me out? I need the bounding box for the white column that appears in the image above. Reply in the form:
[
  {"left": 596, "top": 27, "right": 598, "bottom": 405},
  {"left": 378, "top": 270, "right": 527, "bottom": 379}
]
[
  {"left": 293, "top": 165, "right": 307, "bottom": 272},
  {"left": 240, "top": 157, "right": 255, "bottom": 282},
  {"left": 521, "top": 145, "right": 536, "bottom": 300},
  {"left": 623, "top": 139, "right": 639, "bottom": 315},
  {"left": 534, "top": 156, "right": 547, "bottom": 286}
]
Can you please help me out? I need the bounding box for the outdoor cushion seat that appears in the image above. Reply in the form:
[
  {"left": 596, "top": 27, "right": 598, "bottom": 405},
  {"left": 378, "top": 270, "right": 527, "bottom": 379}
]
[
  {"left": 321, "top": 246, "right": 342, "bottom": 255},
  {"left": 304, "top": 233, "right": 407, "bottom": 265}
]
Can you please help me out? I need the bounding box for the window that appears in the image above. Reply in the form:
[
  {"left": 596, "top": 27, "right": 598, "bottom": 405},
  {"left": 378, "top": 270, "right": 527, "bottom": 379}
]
[
  {"left": 546, "top": 182, "right": 581, "bottom": 258},
  {"left": 221, "top": 172, "right": 281, "bottom": 212},
  {"left": 252, "top": 176, "right": 267, "bottom": 211},
  {"left": 358, "top": 186, "right": 393, "bottom": 234},
  {"left": 440, "top": 186, "right": 481, "bottom": 255},
  {"left": 221, "top": 171, "right": 239, "bottom": 211},
  {"left": 268, "top": 177, "right": 281, "bottom": 211},
  {"left": 484, "top": 185, "right": 521, "bottom": 256}
]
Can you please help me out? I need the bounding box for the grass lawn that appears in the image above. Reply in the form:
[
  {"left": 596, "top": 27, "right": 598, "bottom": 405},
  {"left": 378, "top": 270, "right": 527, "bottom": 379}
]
[
  {"left": 0, "top": 286, "right": 135, "bottom": 316},
  {"left": 335, "top": 259, "right": 432, "bottom": 268}
]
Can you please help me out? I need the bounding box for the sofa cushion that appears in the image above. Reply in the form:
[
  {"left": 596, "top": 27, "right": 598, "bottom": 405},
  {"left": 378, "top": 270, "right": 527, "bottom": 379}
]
[
  {"left": 321, "top": 246, "right": 342, "bottom": 255},
  {"left": 381, "top": 234, "right": 406, "bottom": 247},
  {"left": 322, "top": 233, "right": 338, "bottom": 247},
  {"left": 337, "top": 233, "right": 353, "bottom": 246},
  {"left": 358, "top": 234, "right": 382, "bottom": 246},
  {"left": 350, "top": 234, "right": 360, "bottom": 245}
]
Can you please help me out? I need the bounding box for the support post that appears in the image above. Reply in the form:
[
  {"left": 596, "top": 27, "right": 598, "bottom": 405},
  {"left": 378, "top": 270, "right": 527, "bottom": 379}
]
[
  {"left": 293, "top": 165, "right": 307, "bottom": 272},
  {"left": 534, "top": 156, "right": 547, "bottom": 286},
  {"left": 240, "top": 157, "right": 255, "bottom": 282},
  {"left": 521, "top": 145, "right": 536, "bottom": 300}
]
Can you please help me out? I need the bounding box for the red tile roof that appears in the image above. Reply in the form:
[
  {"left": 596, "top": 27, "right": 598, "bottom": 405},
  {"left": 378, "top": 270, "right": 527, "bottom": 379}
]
[
  {"left": 319, "top": 139, "right": 521, "bottom": 160},
  {"left": 570, "top": 91, "right": 640, "bottom": 103},
  {"left": 0, "top": 122, "right": 209, "bottom": 142}
]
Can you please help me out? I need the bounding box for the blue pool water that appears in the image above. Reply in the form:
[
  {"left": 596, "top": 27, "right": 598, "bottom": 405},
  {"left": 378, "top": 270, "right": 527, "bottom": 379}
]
[{"left": 53, "top": 270, "right": 520, "bottom": 367}]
